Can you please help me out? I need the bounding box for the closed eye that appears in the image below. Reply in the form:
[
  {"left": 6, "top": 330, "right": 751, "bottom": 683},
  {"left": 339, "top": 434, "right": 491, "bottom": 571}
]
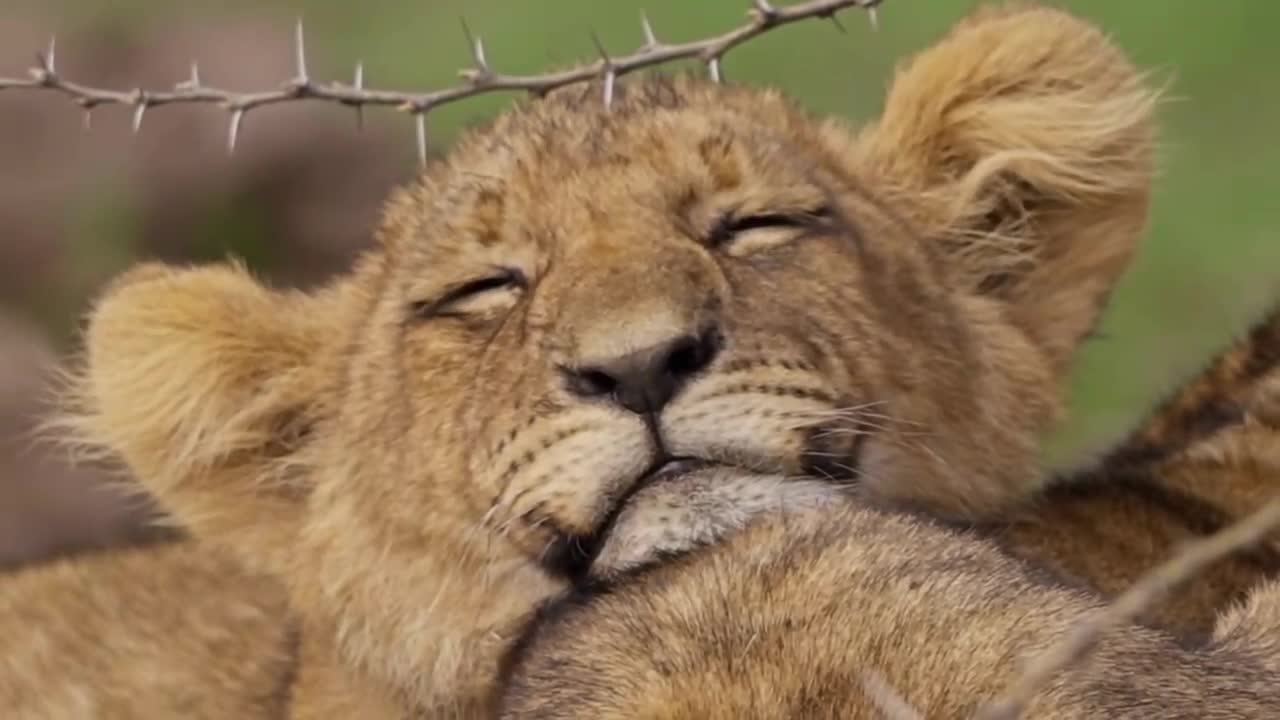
[
  {"left": 707, "top": 207, "right": 832, "bottom": 251},
  {"left": 410, "top": 268, "right": 527, "bottom": 320}
]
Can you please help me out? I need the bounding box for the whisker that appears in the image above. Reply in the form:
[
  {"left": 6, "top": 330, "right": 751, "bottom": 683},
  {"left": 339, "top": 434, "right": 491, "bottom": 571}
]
[
  {"left": 781, "top": 402, "right": 890, "bottom": 423},
  {"left": 787, "top": 400, "right": 889, "bottom": 416},
  {"left": 813, "top": 425, "right": 936, "bottom": 441},
  {"left": 807, "top": 423, "right": 885, "bottom": 436},
  {"left": 855, "top": 410, "right": 927, "bottom": 427},
  {"left": 492, "top": 497, "right": 538, "bottom": 539},
  {"left": 802, "top": 449, "right": 852, "bottom": 459},
  {"left": 910, "top": 439, "right": 953, "bottom": 473}
]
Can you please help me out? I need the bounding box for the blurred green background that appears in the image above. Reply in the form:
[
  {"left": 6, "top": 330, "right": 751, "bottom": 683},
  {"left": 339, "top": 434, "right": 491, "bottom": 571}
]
[{"left": 0, "top": 1, "right": 1277, "bottom": 562}]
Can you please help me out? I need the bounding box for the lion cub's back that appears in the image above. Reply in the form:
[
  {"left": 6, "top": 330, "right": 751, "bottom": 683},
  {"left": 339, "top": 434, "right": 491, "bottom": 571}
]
[{"left": 0, "top": 539, "right": 295, "bottom": 719}]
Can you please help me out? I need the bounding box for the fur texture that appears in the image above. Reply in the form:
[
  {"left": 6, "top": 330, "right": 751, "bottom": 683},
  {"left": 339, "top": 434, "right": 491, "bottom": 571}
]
[
  {"left": 0, "top": 542, "right": 295, "bottom": 719},
  {"left": 518, "top": 311, "right": 1280, "bottom": 717},
  {"left": 0, "top": 5, "right": 1205, "bottom": 717},
  {"left": 502, "top": 497, "right": 1280, "bottom": 719},
  {"left": 991, "top": 304, "right": 1280, "bottom": 633}
]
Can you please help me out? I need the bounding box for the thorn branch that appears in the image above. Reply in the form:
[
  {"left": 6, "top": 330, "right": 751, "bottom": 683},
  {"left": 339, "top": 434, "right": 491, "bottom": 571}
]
[{"left": 0, "top": 0, "right": 886, "bottom": 160}]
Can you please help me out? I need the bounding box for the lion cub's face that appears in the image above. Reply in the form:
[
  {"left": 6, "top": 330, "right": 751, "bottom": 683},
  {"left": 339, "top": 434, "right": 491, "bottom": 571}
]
[{"left": 338, "top": 78, "right": 1046, "bottom": 581}]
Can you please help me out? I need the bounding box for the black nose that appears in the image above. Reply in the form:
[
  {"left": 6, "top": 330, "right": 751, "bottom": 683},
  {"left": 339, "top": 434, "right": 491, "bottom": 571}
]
[{"left": 566, "top": 328, "right": 721, "bottom": 414}]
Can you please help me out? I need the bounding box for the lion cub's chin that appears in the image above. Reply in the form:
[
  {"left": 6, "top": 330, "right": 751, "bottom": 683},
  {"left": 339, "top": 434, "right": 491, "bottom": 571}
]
[{"left": 589, "top": 468, "right": 846, "bottom": 578}]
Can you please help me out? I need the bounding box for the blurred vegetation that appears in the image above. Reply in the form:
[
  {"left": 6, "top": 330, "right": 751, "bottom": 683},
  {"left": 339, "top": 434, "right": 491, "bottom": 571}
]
[{"left": 11, "top": 0, "right": 1280, "bottom": 465}]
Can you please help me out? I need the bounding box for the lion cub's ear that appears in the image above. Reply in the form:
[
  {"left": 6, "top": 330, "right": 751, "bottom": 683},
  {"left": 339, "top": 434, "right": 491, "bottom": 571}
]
[
  {"left": 68, "top": 262, "right": 341, "bottom": 572},
  {"left": 861, "top": 6, "right": 1158, "bottom": 373}
]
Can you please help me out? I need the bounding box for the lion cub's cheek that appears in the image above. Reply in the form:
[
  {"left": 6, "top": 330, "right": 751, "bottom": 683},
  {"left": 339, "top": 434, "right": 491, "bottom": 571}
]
[
  {"left": 465, "top": 407, "right": 656, "bottom": 546},
  {"left": 660, "top": 361, "right": 848, "bottom": 475}
]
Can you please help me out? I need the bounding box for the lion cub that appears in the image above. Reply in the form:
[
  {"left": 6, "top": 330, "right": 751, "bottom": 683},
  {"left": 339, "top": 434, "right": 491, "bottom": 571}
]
[{"left": 2, "top": 4, "right": 1191, "bottom": 717}]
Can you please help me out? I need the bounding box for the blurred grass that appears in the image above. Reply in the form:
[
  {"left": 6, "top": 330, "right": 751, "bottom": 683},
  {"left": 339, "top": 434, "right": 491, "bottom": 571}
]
[{"left": 20, "top": 0, "right": 1280, "bottom": 465}]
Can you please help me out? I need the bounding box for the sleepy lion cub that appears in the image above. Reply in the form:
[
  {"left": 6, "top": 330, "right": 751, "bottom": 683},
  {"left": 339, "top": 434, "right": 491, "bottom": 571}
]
[{"left": 12, "top": 5, "right": 1271, "bottom": 719}]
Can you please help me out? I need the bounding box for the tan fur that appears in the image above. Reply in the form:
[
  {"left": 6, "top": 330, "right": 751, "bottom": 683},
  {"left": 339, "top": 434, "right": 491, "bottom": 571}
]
[
  {"left": 588, "top": 305, "right": 1280, "bottom": 631},
  {"left": 517, "top": 308, "right": 1280, "bottom": 715},
  {"left": 502, "top": 496, "right": 1280, "bottom": 718},
  {"left": 2, "top": 4, "right": 1179, "bottom": 716},
  {"left": 992, "top": 305, "right": 1280, "bottom": 633},
  {"left": 0, "top": 541, "right": 294, "bottom": 719}
]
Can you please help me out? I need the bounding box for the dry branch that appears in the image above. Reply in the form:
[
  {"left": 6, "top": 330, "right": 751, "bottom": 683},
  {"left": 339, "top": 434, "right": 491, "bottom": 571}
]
[
  {"left": 0, "top": 0, "right": 884, "bottom": 164},
  {"left": 976, "top": 498, "right": 1280, "bottom": 720}
]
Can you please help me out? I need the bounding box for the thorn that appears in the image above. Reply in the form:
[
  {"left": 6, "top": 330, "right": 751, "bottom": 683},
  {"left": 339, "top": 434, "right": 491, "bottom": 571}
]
[
  {"left": 227, "top": 108, "right": 245, "bottom": 154},
  {"left": 131, "top": 98, "right": 147, "bottom": 134},
  {"left": 707, "top": 57, "right": 723, "bottom": 84},
  {"left": 414, "top": 112, "right": 428, "bottom": 167},
  {"left": 294, "top": 17, "right": 309, "bottom": 83},
  {"left": 639, "top": 11, "right": 659, "bottom": 49},
  {"left": 32, "top": 56, "right": 52, "bottom": 82},
  {"left": 827, "top": 11, "right": 847, "bottom": 34},
  {"left": 752, "top": 0, "right": 777, "bottom": 21},
  {"left": 176, "top": 61, "right": 201, "bottom": 91},
  {"left": 460, "top": 18, "right": 488, "bottom": 73},
  {"left": 589, "top": 32, "right": 616, "bottom": 109},
  {"left": 590, "top": 31, "right": 612, "bottom": 65},
  {"left": 353, "top": 61, "right": 365, "bottom": 131},
  {"left": 602, "top": 69, "right": 616, "bottom": 110},
  {"left": 868, "top": 6, "right": 879, "bottom": 32},
  {"left": 45, "top": 35, "right": 56, "bottom": 74},
  {"left": 76, "top": 98, "right": 97, "bottom": 129}
]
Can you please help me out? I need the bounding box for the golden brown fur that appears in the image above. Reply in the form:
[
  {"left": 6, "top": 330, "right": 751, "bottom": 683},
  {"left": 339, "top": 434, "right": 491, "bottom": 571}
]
[
  {"left": 501, "top": 494, "right": 1280, "bottom": 719},
  {"left": 3, "top": 4, "right": 1239, "bottom": 717},
  {"left": 583, "top": 306, "right": 1280, "bottom": 622},
  {"left": 990, "top": 304, "right": 1280, "bottom": 633},
  {"left": 0, "top": 542, "right": 294, "bottom": 719},
  {"left": 522, "top": 310, "right": 1280, "bottom": 718}
]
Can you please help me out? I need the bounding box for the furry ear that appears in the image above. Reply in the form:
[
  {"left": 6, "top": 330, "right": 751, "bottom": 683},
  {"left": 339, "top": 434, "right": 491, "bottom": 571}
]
[
  {"left": 65, "top": 262, "right": 340, "bottom": 573},
  {"left": 860, "top": 5, "right": 1158, "bottom": 373}
]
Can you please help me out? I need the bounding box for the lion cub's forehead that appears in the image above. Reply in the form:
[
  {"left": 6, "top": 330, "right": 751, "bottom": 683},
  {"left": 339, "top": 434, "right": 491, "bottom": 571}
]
[{"left": 382, "top": 75, "right": 839, "bottom": 271}]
